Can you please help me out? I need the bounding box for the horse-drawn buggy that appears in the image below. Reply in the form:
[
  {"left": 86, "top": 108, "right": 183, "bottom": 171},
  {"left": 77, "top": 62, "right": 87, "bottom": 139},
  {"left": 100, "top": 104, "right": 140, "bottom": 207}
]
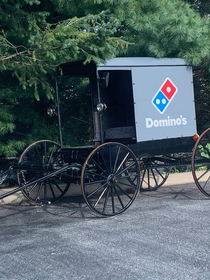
[{"left": 0, "top": 57, "right": 209, "bottom": 217}]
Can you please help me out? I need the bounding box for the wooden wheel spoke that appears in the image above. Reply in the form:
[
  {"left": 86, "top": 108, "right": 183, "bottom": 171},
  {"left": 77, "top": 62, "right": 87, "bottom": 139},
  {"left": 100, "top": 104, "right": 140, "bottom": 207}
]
[
  {"left": 153, "top": 168, "right": 165, "bottom": 180},
  {"left": 35, "top": 183, "right": 43, "bottom": 202},
  {"left": 114, "top": 183, "right": 133, "bottom": 200},
  {"left": 48, "top": 144, "right": 57, "bottom": 164},
  {"left": 98, "top": 150, "right": 110, "bottom": 176},
  {"left": 35, "top": 145, "right": 43, "bottom": 163},
  {"left": 111, "top": 186, "right": 115, "bottom": 214},
  {"left": 151, "top": 169, "right": 159, "bottom": 186},
  {"left": 202, "top": 176, "right": 210, "bottom": 191},
  {"left": 43, "top": 142, "right": 47, "bottom": 163},
  {"left": 94, "top": 186, "right": 108, "bottom": 207},
  {"left": 27, "top": 149, "right": 40, "bottom": 162},
  {"left": 116, "top": 161, "right": 135, "bottom": 177},
  {"left": 85, "top": 179, "right": 107, "bottom": 186},
  {"left": 51, "top": 179, "right": 64, "bottom": 193},
  {"left": 49, "top": 182, "right": 56, "bottom": 200},
  {"left": 89, "top": 158, "right": 108, "bottom": 176},
  {"left": 112, "top": 184, "right": 124, "bottom": 209},
  {"left": 115, "top": 152, "right": 130, "bottom": 173},
  {"left": 87, "top": 182, "right": 108, "bottom": 199},
  {"left": 140, "top": 169, "right": 146, "bottom": 186},
  {"left": 113, "top": 146, "right": 121, "bottom": 173},
  {"left": 89, "top": 157, "right": 109, "bottom": 177},
  {"left": 197, "top": 169, "right": 210, "bottom": 181},
  {"left": 21, "top": 174, "right": 39, "bottom": 185},
  {"left": 25, "top": 182, "right": 39, "bottom": 195},
  {"left": 86, "top": 170, "right": 107, "bottom": 180},
  {"left": 102, "top": 187, "right": 110, "bottom": 214},
  {"left": 117, "top": 180, "right": 137, "bottom": 189},
  {"left": 118, "top": 173, "right": 137, "bottom": 181},
  {"left": 147, "top": 169, "right": 150, "bottom": 189},
  {"left": 44, "top": 182, "right": 47, "bottom": 201},
  {"left": 109, "top": 145, "right": 112, "bottom": 173}
]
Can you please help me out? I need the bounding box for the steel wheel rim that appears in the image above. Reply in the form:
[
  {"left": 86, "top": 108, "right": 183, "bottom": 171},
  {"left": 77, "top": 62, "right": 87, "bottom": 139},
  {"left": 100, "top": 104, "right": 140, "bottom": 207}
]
[{"left": 81, "top": 142, "right": 140, "bottom": 217}]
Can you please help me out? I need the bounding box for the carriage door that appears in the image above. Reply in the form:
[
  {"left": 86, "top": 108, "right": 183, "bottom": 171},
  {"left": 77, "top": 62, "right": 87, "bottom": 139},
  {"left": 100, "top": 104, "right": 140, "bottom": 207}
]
[{"left": 98, "top": 70, "right": 136, "bottom": 144}]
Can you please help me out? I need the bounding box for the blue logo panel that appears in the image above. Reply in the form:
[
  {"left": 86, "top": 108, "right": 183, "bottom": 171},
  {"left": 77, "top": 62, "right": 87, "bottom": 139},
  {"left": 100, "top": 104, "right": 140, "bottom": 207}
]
[{"left": 152, "top": 91, "right": 169, "bottom": 113}]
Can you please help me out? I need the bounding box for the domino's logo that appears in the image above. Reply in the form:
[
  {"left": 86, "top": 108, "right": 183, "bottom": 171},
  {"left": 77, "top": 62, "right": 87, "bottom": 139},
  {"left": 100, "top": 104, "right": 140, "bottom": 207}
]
[{"left": 152, "top": 78, "right": 178, "bottom": 114}]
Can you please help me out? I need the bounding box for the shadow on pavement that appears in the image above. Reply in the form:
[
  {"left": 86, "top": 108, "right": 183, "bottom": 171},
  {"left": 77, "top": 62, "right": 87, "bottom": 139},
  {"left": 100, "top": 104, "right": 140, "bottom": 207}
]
[{"left": 0, "top": 182, "right": 209, "bottom": 221}]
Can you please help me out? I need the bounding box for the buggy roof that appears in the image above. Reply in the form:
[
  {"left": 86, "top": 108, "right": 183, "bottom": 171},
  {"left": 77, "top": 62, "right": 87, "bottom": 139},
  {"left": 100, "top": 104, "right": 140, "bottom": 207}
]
[
  {"left": 57, "top": 57, "right": 187, "bottom": 77},
  {"left": 98, "top": 57, "right": 187, "bottom": 68}
]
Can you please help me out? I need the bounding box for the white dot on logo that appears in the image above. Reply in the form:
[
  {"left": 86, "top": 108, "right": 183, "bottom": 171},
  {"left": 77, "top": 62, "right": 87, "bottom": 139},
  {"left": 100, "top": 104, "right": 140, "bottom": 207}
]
[
  {"left": 156, "top": 99, "right": 160, "bottom": 105},
  {"left": 162, "top": 98, "right": 166, "bottom": 104},
  {"left": 167, "top": 87, "right": 171, "bottom": 93}
]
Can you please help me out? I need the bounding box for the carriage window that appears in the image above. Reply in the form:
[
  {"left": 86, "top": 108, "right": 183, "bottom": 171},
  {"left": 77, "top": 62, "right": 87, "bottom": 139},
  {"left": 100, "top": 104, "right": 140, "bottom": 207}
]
[
  {"left": 58, "top": 77, "right": 93, "bottom": 147},
  {"left": 99, "top": 70, "right": 135, "bottom": 128}
]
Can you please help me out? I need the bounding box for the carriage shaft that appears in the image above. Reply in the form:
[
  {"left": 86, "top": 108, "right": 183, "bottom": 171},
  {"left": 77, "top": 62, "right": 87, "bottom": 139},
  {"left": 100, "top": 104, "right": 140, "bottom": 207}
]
[{"left": 0, "top": 164, "right": 74, "bottom": 201}]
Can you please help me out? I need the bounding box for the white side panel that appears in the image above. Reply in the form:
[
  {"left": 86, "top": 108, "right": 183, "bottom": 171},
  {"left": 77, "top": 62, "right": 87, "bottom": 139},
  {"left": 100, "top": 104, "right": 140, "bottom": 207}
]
[{"left": 132, "top": 66, "right": 197, "bottom": 142}]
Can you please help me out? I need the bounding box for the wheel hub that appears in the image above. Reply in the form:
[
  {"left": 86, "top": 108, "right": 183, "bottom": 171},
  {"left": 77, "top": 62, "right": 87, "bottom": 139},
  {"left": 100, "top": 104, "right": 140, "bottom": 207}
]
[{"left": 107, "top": 174, "right": 118, "bottom": 185}]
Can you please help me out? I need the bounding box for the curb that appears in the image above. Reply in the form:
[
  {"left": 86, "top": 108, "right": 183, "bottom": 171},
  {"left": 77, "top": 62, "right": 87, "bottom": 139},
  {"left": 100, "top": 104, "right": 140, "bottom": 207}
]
[{"left": 0, "top": 188, "right": 26, "bottom": 205}]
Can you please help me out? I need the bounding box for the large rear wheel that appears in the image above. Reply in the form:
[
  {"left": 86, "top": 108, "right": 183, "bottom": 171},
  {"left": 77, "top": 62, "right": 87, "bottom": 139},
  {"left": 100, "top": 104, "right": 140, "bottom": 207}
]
[
  {"left": 81, "top": 142, "right": 140, "bottom": 217},
  {"left": 17, "top": 140, "right": 70, "bottom": 204}
]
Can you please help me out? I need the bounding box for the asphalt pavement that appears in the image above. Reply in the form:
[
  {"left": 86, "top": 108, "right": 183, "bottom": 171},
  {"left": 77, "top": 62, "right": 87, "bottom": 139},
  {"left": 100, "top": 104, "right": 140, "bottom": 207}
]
[{"left": 0, "top": 172, "right": 210, "bottom": 280}]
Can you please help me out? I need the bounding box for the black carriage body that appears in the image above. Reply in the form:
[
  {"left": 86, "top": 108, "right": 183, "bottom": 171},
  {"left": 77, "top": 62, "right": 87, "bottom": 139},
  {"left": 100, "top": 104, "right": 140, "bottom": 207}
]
[{"left": 56, "top": 57, "right": 197, "bottom": 161}]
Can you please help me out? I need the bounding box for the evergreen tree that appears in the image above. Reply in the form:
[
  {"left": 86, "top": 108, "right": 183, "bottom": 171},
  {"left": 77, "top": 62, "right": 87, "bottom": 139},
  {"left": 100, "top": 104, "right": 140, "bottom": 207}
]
[
  {"left": 184, "top": 0, "right": 210, "bottom": 133},
  {"left": 0, "top": 0, "right": 209, "bottom": 156},
  {"left": 0, "top": 0, "right": 126, "bottom": 156}
]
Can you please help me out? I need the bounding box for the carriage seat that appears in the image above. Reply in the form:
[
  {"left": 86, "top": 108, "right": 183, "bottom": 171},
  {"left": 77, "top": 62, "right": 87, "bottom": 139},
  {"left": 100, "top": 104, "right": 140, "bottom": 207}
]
[{"left": 104, "top": 126, "right": 136, "bottom": 140}]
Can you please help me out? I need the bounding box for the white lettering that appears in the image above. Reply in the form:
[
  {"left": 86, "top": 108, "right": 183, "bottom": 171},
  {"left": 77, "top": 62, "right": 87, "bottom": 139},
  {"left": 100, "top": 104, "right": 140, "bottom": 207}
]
[
  {"left": 154, "top": 120, "right": 159, "bottom": 127},
  {"left": 182, "top": 118, "right": 187, "bottom": 125},
  {"left": 176, "top": 118, "right": 181, "bottom": 125},
  {"left": 146, "top": 118, "right": 153, "bottom": 128},
  {"left": 159, "top": 119, "right": 168, "bottom": 127},
  {"left": 146, "top": 115, "right": 188, "bottom": 128},
  {"left": 171, "top": 119, "right": 176, "bottom": 126}
]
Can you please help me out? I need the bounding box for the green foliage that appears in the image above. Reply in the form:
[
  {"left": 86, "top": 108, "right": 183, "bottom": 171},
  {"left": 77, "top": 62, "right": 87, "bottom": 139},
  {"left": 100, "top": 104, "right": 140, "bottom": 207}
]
[
  {"left": 118, "top": 0, "right": 210, "bottom": 66},
  {"left": 198, "top": 143, "right": 210, "bottom": 158},
  {"left": 183, "top": 0, "right": 210, "bottom": 133},
  {"left": 0, "top": 0, "right": 210, "bottom": 157}
]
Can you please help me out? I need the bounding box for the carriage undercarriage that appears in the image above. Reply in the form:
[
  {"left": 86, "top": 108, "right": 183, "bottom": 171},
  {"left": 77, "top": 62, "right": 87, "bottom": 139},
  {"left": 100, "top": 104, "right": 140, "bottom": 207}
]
[{"left": 1, "top": 127, "right": 210, "bottom": 217}]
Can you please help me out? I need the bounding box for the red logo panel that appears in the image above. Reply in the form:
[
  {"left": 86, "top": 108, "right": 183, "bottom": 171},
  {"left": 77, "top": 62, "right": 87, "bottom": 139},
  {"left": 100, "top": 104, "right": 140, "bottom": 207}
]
[{"left": 161, "top": 79, "right": 177, "bottom": 100}]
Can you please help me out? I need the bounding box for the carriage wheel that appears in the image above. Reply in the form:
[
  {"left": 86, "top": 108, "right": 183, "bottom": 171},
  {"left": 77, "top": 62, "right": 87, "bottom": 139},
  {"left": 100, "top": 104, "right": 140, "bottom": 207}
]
[
  {"left": 17, "top": 140, "right": 70, "bottom": 204},
  {"left": 192, "top": 128, "right": 210, "bottom": 197},
  {"left": 140, "top": 158, "right": 171, "bottom": 191},
  {"left": 81, "top": 142, "right": 140, "bottom": 217}
]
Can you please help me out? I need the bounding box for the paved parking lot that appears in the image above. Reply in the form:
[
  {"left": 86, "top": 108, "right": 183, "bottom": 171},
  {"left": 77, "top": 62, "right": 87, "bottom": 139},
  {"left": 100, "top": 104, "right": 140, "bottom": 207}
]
[{"left": 0, "top": 172, "right": 210, "bottom": 280}]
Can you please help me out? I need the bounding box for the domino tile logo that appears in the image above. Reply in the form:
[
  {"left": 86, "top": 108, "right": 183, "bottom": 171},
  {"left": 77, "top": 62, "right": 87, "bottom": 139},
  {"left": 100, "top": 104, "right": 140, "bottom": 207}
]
[{"left": 152, "top": 78, "right": 178, "bottom": 114}]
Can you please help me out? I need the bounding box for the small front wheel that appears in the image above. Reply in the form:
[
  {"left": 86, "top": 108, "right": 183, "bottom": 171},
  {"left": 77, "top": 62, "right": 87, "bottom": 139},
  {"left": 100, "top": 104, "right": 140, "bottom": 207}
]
[{"left": 81, "top": 142, "right": 140, "bottom": 217}]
